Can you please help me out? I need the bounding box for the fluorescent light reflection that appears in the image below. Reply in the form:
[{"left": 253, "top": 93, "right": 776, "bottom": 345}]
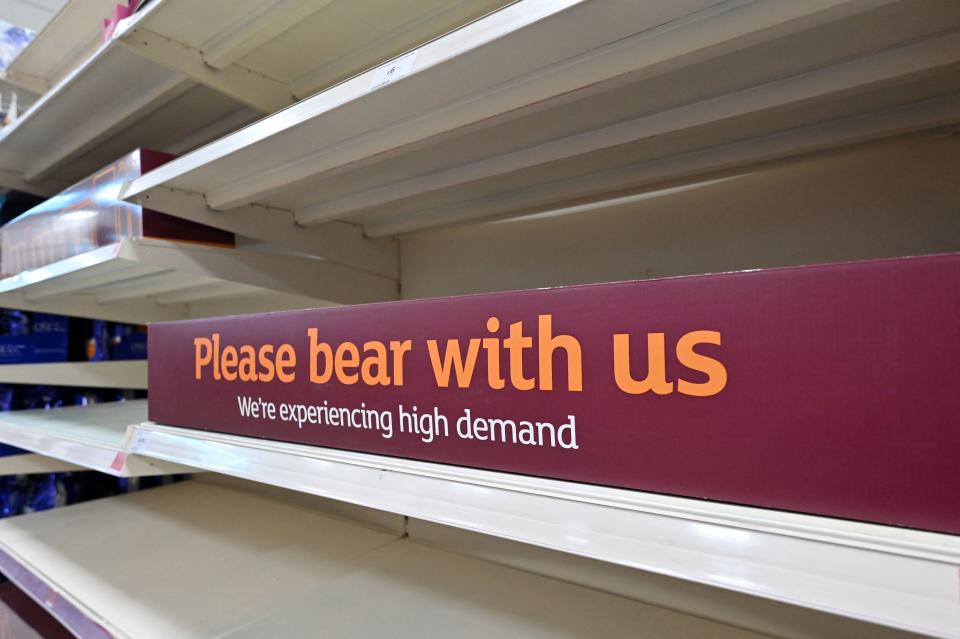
[{"left": 492, "top": 174, "right": 749, "bottom": 224}]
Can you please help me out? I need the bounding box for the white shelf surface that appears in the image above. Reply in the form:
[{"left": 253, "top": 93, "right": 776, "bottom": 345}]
[
  {"left": 0, "top": 0, "right": 517, "bottom": 197},
  {"left": 0, "top": 0, "right": 67, "bottom": 34},
  {"left": 125, "top": 0, "right": 960, "bottom": 240},
  {"left": 0, "top": 453, "right": 84, "bottom": 475},
  {"left": 0, "top": 9, "right": 257, "bottom": 196},
  {"left": 0, "top": 478, "right": 773, "bottom": 639},
  {"left": 0, "top": 361, "right": 147, "bottom": 389},
  {"left": 131, "top": 420, "right": 960, "bottom": 638},
  {"left": 0, "top": 77, "right": 37, "bottom": 116},
  {"left": 118, "top": 0, "right": 515, "bottom": 110},
  {"left": 1, "top": 0, "right": 116, "bottom": 96},
  {"left": 0, "top": 238, "right": 396, "bottom": 323},
  {"left": 0, "top": 400, "right": 190, "bottom": 477}
]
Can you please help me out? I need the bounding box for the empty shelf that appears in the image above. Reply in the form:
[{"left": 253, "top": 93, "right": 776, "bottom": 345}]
[
  {"left": 0, "top": 400, "right": 189, "bottom": 476},
  {"left": 0, "top": 478, "right": 772, "bottom": 638}
]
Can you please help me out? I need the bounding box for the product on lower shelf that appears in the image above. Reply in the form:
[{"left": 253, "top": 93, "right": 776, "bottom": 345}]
[
  {"left": 0, "top": 310, "right": 148, "bottom": 364},
  {"left": 0, "top": 311, "right": 68, "bottom": 364},
  {"left": 0, "top": 472, "right": 186, "bottom": 519},
  {"left": 0, "top": 382, "right": 165, "bottom": 519}
]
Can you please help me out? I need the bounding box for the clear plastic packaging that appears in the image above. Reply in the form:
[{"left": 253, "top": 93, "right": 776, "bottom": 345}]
[{"left": 0, "top": 148, "right": 233, "bottom": 277}]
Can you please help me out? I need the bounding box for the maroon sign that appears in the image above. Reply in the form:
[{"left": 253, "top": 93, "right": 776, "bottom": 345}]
[{"left": 148, "top": 253, "right": 960, "bottom": 534}]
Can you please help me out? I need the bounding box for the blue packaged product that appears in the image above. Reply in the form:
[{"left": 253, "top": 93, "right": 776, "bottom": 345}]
[
  {"left": 0, "top": 311, "right": 27, "bottom": 336},
  {"left": 80, "top": 473, "right": 121, "bottom": 501},
  {"left": 109, "top": 323, "right": 147, "bottom": 360},
  {"left": 0, "top": 442, "right": 25, "bottom": 457},
  {"left": 0, "top": 311, "right": 28, "bottom": 362},
  {"left": 64, "top": 389, "right": 97, "bottom": 406},
  {"left": 116, "top": 476, "right": 140, "bottom": 494},
  {"left": 15, "top": 386, "right": 61, "bottom": 411},
  {"left": 138, "top": 476, "right": 164, "bottom": 490},
  {"left": 0, "top": 385, "right": 12, "bottom": 411},
  {"left": 11, "top": 476, "right": 26, "bottom": 514},
  {"left": 0, "top": 479, "right": 14, "bottom": 518},
  {"left": 86, "top": 320, "right": 108, "bottom": 361},
  {"left": 0, "top": 475, "right": 28, "bottom": 517},
  {"left": 0, "top": 311, "right": 69, "bottom": 364},
  {"left": 97, "top": 388, "right": 126, "bottom": 403},
  {"left": 0, "top": 385, "right": 28, "bottom": 457},
  {"left": 30, "top": 314, "right": 70, "bottom": 362},
  {"left": 23, "top": 474, "right": 66, "bottom": 513},
  {"left": 66, "top": 388, "right": 126, "bottom": 407},
  {"left": 60, "top": 472, "right": 82, "bottom": 505}
]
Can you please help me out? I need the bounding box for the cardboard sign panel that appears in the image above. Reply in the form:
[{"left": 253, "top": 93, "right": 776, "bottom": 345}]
[{"left": 148, "top": 253, "right": 960, "bottom": 533}]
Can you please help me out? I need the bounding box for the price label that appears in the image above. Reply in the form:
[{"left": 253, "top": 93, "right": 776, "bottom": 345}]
[
  {"left": 369, "top": 51, "right": 418, "bottom": 91},
  {"left": 129, "top": 431, "right": 152, "bottom": 454}
]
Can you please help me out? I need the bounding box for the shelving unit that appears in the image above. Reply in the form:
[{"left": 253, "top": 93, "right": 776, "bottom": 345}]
[
  {"left": 0, "top": 361, "right": 146, "bottom": 389},
  {"left": 0, "top": 237, "right": 397, "bottom": 323},
  {"left": 0, "top": 0, "right": 518, "bottom": 196},
  {"left": 124, "top": 0, "right": 960, "bottom": 241},
  {"left": 1, "top": 0, "right": 115, "bottom": 96},
  {"left": 0, "top": 0, "right": 66, "bottom": 35},
  {"left": 0, "top": 0, "right": 954, "bottom": 637},
  {"left": 0, "top": 400, "right": 190, "bottom": 477},
  {"left": 0, "top": 78, "right": 36, "bottom": 116},
  {"left": 0, "top": 477, "right": 791, "bottom": 639},
  {"left": 0, "top": 29, "right": 256, "bottom": 195},
  {"left": 115, "top": 0, "right": 515, "bottom": 110},
  {"left": 128, "top": 421, "right": 960, "bottom": 638}
]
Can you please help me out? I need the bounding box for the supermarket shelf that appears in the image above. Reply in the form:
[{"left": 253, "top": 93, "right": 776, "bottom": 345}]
[
  {"left": 0, "top": 361, "right": 147, "bottom": 390},
  {"left": 116, "top": 0, "right": 515, "bottom": 110},
  {"left": 132, "top": 421, "right": 960, "bottom": 638},
  {"left": 0, "top": 238, "right": 397, "bottom": 323},
  {"left": 0, "top": 401, "right": 191, "bottom": 477},
  {"left": 2, "top": 0, "right": 116, "bottom": 96},
  {"left": 0, "top": 78, "right": 37, "bottom": 116},
  {"left": 0, "top": 0, "right": 67, "bottom": 34},
  {"left": 0, "top": 12, "right": 258, "bottom": 194},
  {"left": 126, "top": 0, "right": 960, "bottom": 239},
  {"left": 0, "top": 0, "right": 516, "bottom": 197},
  {"left": 0, "top": 453, "right": 84, "bottom": 475},
  {"left": 0, "top": 477, "right": 777, "bottom": 639}
]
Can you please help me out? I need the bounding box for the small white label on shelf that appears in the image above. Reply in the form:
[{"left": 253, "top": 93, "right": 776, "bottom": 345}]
[
  {"left": 369, "top": 51, "right": 418, "bottom": 91},
  {"left": 129, "top": 431, "right": 152, "bottom": 454}
]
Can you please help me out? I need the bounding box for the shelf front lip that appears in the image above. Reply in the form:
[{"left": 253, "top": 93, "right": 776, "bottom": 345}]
[
  {"left": 133, "top": 421, "right": 960, "bottom": 561},
  {"left": 0, "top": 421, "right": 172, "bottom": 478},
  {"left": 0, "top": 402, "right": 194, "bottom": 477},
  {"left": 121, "top": 0, "right": 589, "bottom": 198},
  {"left": 0, "top": 243, "right": 123, "bottom": 296},
  {"left": 0, "top": 421, "right": 127, "bottom": 476},
  {"left": 0, "top": 361, "right": 148, "bottom": 390},
  {"left": 0, "top": 546, "right": 113, "bottom": 639},
  {"left": 134, "top": 420, "right": 960, "bottom": 638}
]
